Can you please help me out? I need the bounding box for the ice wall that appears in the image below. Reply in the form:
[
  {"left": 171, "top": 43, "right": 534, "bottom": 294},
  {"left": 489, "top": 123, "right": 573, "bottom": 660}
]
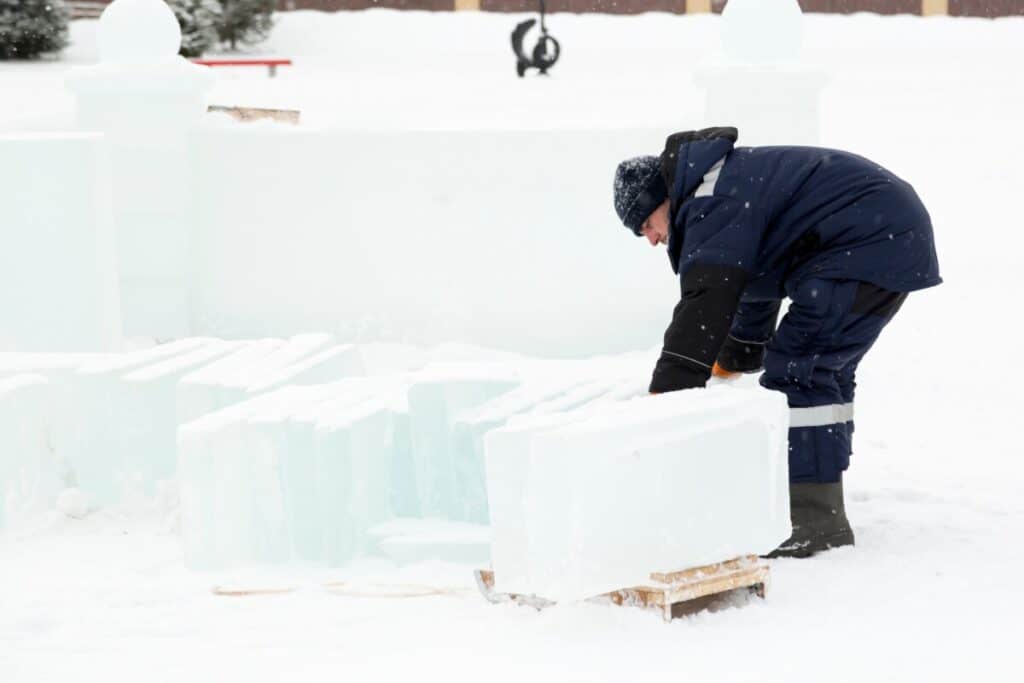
[
  {"left": 0, "top": 134, "right": 121, "bottom": 353},
  {"left": 187, "top": 126, "right": 678, "bottom": 357}
]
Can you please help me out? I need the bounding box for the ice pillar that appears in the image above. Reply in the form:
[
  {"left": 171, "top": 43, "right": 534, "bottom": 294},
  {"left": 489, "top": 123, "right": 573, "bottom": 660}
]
[
  {"left": 66, "top": 0, "right": 214, "bottom": 339},
  {"left": 694, "top": 0, "right": 828, "bottom": 146}
]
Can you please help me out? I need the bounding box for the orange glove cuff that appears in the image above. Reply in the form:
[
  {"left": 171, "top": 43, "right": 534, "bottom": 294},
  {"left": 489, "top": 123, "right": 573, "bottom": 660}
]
[{"left": 711, "top": 362, "right": 740, "bottom": 379}]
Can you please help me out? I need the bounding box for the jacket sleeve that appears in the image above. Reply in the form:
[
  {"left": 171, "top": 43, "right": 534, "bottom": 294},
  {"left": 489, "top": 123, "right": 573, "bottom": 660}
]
[
  {"left": 649, "top": 263, "right": 748, "bottom": 393},
  {"left": 715, "top": 299, "right": 781, "bottom": 373}
]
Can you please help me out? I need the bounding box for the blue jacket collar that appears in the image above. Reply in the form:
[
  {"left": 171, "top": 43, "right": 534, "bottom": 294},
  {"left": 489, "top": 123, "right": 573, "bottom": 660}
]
[{"left": 660, "top": 127, "right": 738, "bottom": 273}]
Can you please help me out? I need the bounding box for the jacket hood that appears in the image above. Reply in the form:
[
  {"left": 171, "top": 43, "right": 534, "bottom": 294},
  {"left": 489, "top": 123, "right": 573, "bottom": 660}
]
[{"left": 660, "top": 127, "right": 738, "bottom": 272}]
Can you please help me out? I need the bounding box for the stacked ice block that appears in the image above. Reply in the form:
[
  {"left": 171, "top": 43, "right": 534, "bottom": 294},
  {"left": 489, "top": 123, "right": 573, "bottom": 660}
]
[
  {"left": 178, "top": 378, "right": 410, "bottom": 569},
  {"left": 485, "top": 386, "right": 791, "bottom": 602}
]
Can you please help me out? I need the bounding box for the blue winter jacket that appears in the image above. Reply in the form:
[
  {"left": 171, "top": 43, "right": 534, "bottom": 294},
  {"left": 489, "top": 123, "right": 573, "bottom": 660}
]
[{"left": 648, "top": 127, "right": 941, "bottom": 393}]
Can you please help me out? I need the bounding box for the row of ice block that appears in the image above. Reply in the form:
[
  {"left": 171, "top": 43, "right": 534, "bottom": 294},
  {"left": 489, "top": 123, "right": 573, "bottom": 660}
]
[
  {"left": 0, "top": 335, "right": 368, "bottom": 517},
  {"left": 485, "top": 386, "right": 792, "bottom": 602},
  {"left": 175, "top": 360, "right": 651, "bottom": 569}
]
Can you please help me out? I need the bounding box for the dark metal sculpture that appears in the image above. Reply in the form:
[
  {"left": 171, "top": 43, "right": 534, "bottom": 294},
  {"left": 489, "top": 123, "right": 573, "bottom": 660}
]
[{"left": 511, "top": 0, "right": 560, "bottom": 77}]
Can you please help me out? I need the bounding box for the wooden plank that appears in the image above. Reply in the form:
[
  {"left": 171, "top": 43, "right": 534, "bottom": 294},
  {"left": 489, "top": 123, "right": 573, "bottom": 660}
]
[
  {"left": 649, "top": 555, "right": 758, "bottom": 585},
  {"left": 686, "top": 0, "right": 712, "bottom": 13},
  {"left": 454, "top": 0, "right": 481, "bottom": 9},
  {"left": 207, "top": 106, "right": 301, "bottom": 124},
  {"left": 922, "top": 0, "right": 949, "bottom": 15}
]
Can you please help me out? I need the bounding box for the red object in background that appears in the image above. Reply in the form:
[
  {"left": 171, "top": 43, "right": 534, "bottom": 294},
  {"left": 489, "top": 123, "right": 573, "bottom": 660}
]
[{"left": 192, "top": 59, "right": 293, "bottom": 77}]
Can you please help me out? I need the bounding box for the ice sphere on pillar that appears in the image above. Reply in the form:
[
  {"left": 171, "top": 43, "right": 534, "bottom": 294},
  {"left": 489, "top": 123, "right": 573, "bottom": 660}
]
[
  {"left": 407, "top": 363, "right": 520, "bottom": 519},
  {"left": 98, "top": 0, "right": 182, "bottom": 64},
  {"left": 0, "top": 375, "right": 54, "bottom": 529},
  {"left": 486, "top": 386, "right": 790, "bottom": 601},
  {"left": 721, "top": 0, "right": 804, "bottom": 64}
]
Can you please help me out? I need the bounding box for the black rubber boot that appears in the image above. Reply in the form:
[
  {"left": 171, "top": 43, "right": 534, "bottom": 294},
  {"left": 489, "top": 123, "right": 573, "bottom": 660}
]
[{"left": 765, "top": 481, "right": 855, "bottom": 559}]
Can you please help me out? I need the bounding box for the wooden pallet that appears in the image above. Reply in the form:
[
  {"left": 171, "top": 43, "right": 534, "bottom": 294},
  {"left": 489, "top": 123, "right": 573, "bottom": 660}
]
[{"left": 475, "top": 555, "right": 769, "bottom": 622}]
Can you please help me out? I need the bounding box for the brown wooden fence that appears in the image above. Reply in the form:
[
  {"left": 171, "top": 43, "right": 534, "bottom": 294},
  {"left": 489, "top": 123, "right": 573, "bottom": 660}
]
[
  {"left": 67, "top": 0, "right": 1024, "bottom": 19},
  {"left": 277, "top": 0, "right": 1024, "bottom": 15}
]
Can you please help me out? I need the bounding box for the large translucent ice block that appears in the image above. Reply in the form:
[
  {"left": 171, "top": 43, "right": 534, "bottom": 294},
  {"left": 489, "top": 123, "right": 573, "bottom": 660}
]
[
  {"left": 65, "top": 339, "right": 210, "bottom": 502},
  {"left": 0, "top": 375, "right": 53, "bottom": 529},
  {"left": 484, "top": 406, "right": 618, "bottom": 592},
  {"left": 117, "top": 340, "right": 244, "bottom": 494},
  {"left": 486, "top": 387, "right": 790, "bottom": 601},
  {"left": 178, "top": 378, "right": 405, "bottom": 570},
  {"left": 178, "top": 385, "right": 336, "bottom": 569},
  {"left": 407, "top": 364, "right": 519, "bottom": 519}
]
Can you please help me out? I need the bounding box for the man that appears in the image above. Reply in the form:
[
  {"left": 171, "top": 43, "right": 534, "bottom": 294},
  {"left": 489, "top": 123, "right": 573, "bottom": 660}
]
[{"left": 613, "top": 127, "right": 940, "bottom": 558}]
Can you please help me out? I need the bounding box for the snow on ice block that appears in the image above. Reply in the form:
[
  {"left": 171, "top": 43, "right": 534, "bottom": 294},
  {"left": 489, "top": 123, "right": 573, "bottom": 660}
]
[
  {"left": 485, "top": 386, "right": 790, "bottom": 602},
  {"left": 175, "top": 334, "right": 346, "bottom": 425},
  {"left": 0, "top": 375, "right": 53, "bottom": 529},
  {"left": 176, "top": 339, "right": 283, "bottom": 424},
  {"left": 407, "top": 364, "right": 520, "bottom": 520}
]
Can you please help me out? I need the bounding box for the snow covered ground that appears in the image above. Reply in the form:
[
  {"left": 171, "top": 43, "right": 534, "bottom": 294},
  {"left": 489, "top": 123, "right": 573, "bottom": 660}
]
[{"left": 2, "top": 9, "right": 1024, "bottom": 682}]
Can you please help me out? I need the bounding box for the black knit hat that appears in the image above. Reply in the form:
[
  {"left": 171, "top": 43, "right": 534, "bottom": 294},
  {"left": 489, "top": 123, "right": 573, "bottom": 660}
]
[{"left": 613, "top": 156, "right": 668, "bottom": 236}]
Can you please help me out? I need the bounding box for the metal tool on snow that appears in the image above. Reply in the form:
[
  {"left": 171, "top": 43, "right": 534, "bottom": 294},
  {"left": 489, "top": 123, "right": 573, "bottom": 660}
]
[{"left": 510, "top": 0, "right": 561, "bottom": 77}]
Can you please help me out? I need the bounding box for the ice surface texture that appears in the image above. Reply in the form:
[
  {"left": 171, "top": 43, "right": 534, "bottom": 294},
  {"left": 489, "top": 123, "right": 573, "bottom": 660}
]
[{"left": 486, "top": 386, "right": 791, "bottom": 602}]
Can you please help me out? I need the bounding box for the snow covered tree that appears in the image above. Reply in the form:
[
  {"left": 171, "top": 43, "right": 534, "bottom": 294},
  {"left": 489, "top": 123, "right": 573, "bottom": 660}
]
[
  {"left": 169, "top": 0, "right": 222, "bottom": 58},
  {"left": 216, "top": 0, "right": 274, "bottom": 51},
  {"left": 0, "top": 0, "right": 70, "bottom": 60}
]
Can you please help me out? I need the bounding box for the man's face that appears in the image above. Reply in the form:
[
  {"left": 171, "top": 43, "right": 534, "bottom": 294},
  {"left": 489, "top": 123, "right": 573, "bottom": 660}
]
[{"left": 640, "top": 199, "right": 671, "bottom": 247}]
